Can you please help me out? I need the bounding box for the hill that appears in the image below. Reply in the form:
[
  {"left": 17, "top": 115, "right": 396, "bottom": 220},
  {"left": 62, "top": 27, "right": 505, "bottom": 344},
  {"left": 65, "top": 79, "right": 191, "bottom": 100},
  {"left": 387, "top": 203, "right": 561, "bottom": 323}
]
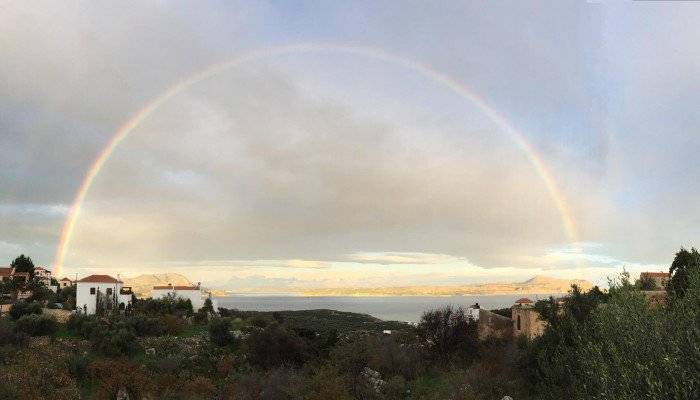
[{"left": 298, "top": 275, "right": 593, "bottom": 296}]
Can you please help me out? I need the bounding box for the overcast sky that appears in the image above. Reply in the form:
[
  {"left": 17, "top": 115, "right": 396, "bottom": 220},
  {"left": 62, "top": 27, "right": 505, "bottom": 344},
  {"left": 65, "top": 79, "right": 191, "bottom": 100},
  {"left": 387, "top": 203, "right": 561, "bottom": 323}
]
[{"left": 1, "top": 1, "right": 698, "bottom": 289}]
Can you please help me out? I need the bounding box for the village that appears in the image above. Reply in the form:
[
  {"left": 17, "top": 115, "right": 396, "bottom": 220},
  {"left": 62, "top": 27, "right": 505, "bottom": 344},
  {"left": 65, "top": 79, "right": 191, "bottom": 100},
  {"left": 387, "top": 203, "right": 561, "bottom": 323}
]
[{"left": 0, "top": 256, "right": 672, "bottom": 342}]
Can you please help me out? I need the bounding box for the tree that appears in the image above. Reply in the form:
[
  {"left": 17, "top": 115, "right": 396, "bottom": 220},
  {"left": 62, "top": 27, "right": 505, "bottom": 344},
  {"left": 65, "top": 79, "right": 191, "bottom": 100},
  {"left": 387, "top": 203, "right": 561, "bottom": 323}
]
[
  {"left": 636, "top": 275, "right": 657, "bottom": 290},
  {"left": 200, "top": 297, "right": 214, "bottom": 314},
  {"left": 667, "top": 247, "right": 700, "bottom": 299},
  {"left": 416, "top": 306, "right": 478, "bottom": 363},
  {"left": 208, "top": 317, "right": 234, "bottom": 347},
  {"left": 10, "top": 255, "right": 35, "bottom": 277}
]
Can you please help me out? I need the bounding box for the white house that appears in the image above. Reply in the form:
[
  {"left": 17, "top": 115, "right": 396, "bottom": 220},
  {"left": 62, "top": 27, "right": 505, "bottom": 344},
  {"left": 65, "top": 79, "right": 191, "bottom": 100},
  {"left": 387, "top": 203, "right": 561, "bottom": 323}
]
[
  {"left": 58, "top": 277, "right": 72, "bottom": 289},
  {"left": 76, "top": 274, "right": 133, "bottom": 315},
  {"left": 152, "top": 284, "right": 208, "bottom": 311},
  {"left": 34, "top": 266, "right": 58, "bottom": 292}
]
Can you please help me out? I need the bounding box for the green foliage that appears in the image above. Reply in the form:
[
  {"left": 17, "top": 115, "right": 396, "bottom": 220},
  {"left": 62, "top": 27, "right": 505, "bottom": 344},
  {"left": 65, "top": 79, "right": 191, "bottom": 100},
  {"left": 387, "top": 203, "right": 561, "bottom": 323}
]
[
  {"left": 14, "top": 314, "right": 58, "bottom": 336},
  {"left": 636, "top": 275, "right": 658, "bottom": 290},
  {"left": 667, "top": 247, "right": 700, "bottom": 299},
  {"left": 95, "top": 328, "right": 142, "bottom": 357},
  {"left": 208, "top": 317, "right": 234, "bottom": 347},
  {"left": 417, "top": 305, "right": 479, "bottom": 364},
  {"left": 67, "top": 352, "right": 92, "bottom": 381},
  {"left": 56, "top": 285, "right": 76, "bottom": 310},
  {"left": 200, "top": 297, "right": 214, "bottom": 314},
  {"left": 9, "top": 300, "right": 42, "bottom": 320},
  {"left": 246, "top": 323, "right": 307, "bottom": 369},
  {"left": 27, "top": 283, "right": 56, "bottom": 303},
  {"left": 133, "top": 294, "right": 193, "bottom": 317},
  {"left": 0, "top": 318, "right": 27, "bottom": 348},
  {"left": 10, "top": 254, "right": 34, "bottom": 275},
  {"left": 519, "top": 269, "right": 700, "bottom": 399}
]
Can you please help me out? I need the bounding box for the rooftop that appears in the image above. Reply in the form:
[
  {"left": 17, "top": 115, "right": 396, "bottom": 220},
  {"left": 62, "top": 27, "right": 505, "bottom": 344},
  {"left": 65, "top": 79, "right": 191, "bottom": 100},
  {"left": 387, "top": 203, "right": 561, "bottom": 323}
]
[
  {"left": 640, "top": 272, "right": 670, "bottom": 278},
  {"left": 77, "top": 274, "right": 122, "bottom": 283},
  {"left": 515, "top": 298, "right": 533, "bottom": 304}
]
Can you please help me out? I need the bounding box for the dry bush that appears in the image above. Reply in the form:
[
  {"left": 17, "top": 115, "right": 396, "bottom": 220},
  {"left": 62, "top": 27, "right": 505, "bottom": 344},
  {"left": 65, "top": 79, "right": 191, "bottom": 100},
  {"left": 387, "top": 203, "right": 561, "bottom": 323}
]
[
  {"left": 0, "top": 340, "right": 80, "bottom": 400},
  {"left": 89, "top": 359, "right": 150, "bottom": 400}
]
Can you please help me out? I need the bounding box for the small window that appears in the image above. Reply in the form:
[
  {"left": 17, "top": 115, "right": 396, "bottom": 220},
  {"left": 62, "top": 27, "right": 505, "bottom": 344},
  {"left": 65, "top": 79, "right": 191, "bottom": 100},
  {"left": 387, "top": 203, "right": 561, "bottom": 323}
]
[
  {"left": 516, "top": 315, "right": 521, "bottom": 331},
  {"left": 90, "top": 287, "right": 95, "bottom": 295},
  {"left": 106, "top": 288, "right": 113, "bottom": 295}
]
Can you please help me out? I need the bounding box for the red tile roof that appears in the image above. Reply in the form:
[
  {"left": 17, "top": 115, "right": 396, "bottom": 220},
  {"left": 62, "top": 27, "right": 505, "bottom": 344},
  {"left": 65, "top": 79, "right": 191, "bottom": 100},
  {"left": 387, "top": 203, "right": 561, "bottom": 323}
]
[
  {"left": 515, "top": 298, "right": 533, "bottom": 304},
  {"left": 77, "top": 274, "right": 122, "bottom": 283},
  {"left": 153, "top": 285, "right": 199, "bottom": 290},
  {"left": 640, "top": 272, "right": 669, "bottom": 278},
  {"left": 0, "top": 267, "right": 12, "bottom": 277},
  {"left": 59, "top": 277, "right": 72, "bottom": 281}
]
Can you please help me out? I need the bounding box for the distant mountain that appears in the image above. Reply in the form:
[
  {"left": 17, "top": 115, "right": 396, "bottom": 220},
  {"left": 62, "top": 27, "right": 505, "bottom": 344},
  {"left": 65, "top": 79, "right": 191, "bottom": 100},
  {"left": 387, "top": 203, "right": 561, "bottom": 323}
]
[
  {"left": 297, "top": 275, "right": 593, "bottom": 297},
  {"left": 122, "top": 273, "right": 194, "bottom": 298}
]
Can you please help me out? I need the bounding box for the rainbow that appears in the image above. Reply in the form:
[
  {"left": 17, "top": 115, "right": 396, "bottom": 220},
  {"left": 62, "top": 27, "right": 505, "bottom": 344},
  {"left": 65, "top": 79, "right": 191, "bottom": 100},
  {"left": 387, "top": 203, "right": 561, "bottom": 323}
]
[{"left": 52, "top": 43, "right": 578, "bottom": 277}]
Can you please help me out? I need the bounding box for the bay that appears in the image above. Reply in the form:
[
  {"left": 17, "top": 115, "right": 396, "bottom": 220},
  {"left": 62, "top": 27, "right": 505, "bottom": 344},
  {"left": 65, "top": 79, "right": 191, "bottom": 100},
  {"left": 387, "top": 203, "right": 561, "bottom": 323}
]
[{"left": 215, "top": 294, "right": 561, "bottom": 323}]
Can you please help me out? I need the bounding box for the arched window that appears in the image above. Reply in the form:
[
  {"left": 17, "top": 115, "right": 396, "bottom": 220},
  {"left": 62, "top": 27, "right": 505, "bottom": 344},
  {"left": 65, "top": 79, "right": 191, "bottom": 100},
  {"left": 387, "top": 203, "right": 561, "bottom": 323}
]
[{"left": 516, "top": 315, "right": 521, "bottom": 331}]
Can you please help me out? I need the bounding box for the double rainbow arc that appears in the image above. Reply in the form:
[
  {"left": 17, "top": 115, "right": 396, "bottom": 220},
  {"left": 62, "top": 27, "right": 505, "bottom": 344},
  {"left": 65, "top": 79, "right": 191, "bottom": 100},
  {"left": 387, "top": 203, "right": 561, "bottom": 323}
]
[{"left": 53, "top": 43, "right": 577, "bottom": 277}]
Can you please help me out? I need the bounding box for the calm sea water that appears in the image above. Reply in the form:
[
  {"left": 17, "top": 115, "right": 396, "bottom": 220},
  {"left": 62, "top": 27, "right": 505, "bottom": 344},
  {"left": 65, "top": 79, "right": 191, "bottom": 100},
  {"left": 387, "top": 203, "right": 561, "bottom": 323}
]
[{"left": 215, "top": 294, "right": 560, "bottom": 323}]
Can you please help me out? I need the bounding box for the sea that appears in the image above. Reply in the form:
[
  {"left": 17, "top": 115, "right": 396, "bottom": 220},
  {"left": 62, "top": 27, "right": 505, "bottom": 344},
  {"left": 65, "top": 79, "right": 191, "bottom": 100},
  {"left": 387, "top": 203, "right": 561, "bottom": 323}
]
[{"left": 215, "top": 294, "right": 560, "bottom": 323}]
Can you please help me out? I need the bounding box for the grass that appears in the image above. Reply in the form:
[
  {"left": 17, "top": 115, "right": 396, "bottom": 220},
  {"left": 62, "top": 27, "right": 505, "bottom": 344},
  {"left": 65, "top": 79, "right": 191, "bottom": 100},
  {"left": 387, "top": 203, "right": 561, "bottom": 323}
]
[
  {"left": 180, "top": 323, "right": 208, "bottom": 338},
  {"left": 55, "top": 325, "right": 81, "bottom": 340}
]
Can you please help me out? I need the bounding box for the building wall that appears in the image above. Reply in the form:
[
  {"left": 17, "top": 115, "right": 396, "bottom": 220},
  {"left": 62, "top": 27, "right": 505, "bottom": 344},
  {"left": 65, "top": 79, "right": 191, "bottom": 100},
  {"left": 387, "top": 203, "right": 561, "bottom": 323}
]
[
  {"left": 76, "top": 282, "right": 132, "bottom": 314},
  {"left": 512, "top": 306, "right": 546, "bottom": 339},
  {"left": 152, "top": 288, "right": 205, "bottom": 310},
  {"left": 477, "top": 309, "right": 512, "bottom": 340}
]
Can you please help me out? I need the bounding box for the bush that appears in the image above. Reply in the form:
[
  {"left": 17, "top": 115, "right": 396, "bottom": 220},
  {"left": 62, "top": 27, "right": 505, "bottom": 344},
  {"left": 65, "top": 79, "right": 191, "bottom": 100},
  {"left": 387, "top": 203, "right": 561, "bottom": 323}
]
[
  {"left": 208, "top": 317, "right": 234, "bottom": 346},
  {"left": 95, "top": 328, "right": 142, "bottom": 357},
  {"left": 14, "top": 314, "right": 58, "bottom": 336},
  {"left": 67, "top": 353, "right": 91, "bottom": 381},
  {"left": 246, "top": 323, "right": 307, "bottom": 369},
  {"left": 89, "top": 359, "right": 149, "bottom": 400},
  {"left": 160, "top": 314, "right": 185, "bottom": 335},
  {"left": 518, "top": 269, "right": 700, "bottom": 399},
  {"left": 133, "top": 294, "right": 193, "bottom": 317},
  {"left": 417, "top": 305, "right": 479, "bottom": 363},
  {"left": 120, "top": 315, "right": 164, "bottom": 336},
  {"left": 0, "top": 319, "right": 27, "bottom": 347},
  {"left": 9, "top": 300, "right": 42, "bottom": 320}
]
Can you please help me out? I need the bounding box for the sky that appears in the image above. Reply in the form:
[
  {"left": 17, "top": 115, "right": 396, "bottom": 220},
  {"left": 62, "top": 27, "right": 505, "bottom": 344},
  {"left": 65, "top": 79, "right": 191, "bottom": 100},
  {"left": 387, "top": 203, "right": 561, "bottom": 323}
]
[{"left": 1, "top": 1, "right": 698, "bottom": 290}]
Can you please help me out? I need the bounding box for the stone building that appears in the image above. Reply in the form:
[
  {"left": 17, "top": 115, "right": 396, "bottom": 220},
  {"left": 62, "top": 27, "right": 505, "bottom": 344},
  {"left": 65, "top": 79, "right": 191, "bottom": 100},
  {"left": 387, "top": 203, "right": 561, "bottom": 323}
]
[
  {"left": 511, "top": 297, "right": 546, "bottom": 339},
  {"left": 639, "top": 271, "right": 670, "bottom": 290}
]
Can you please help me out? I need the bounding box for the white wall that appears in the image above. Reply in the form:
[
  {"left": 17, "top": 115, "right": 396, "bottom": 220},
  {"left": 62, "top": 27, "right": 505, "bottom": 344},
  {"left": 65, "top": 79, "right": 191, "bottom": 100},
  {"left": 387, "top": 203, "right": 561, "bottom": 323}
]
[
  {"left": 76, "top": 282, "right": 132, "bottom": 314},
  {"left": 152, "top": 288, "right": 205, "bottom": 311}
]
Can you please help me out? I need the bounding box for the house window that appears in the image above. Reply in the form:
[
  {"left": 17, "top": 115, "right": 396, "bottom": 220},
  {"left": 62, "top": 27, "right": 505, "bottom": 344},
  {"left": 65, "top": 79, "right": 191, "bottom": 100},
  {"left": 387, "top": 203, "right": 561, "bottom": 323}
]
[
  {"left": 106, "top": 288, "right": 113, "bottom": 295},
  {"left": 90, "top": 287, "right": 96, "bottom": 295},
  {"left": 517, "top": 315, "right": 521, "bottom": 331}
]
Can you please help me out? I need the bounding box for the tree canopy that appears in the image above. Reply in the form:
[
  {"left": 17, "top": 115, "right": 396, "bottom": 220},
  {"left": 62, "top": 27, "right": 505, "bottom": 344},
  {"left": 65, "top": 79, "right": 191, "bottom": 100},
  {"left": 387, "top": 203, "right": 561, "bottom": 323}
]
[
  {"left": 667, "top": 247, "right": 700, "bottom": 299},
  {"left": 10, "top": 254, "right": 35, "bottom": 276}
]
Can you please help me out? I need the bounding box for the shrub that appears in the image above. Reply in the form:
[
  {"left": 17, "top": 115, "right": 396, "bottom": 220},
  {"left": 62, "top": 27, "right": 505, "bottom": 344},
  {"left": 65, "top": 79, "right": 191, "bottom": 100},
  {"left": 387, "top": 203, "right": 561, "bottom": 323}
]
[
  {"left": 9, "top": 300, "right": 42, "bottom": 320},
  {"left": 95, "top": 328, "right": 142, "bottom": 357},
  {"left": 67, "top": 353, "right": 92, "bottom": 381},
  {"left": 14, "top": 314, "right": 58, "bottom": 336},
  {"left": 417, "top": 305, "right": 479, "bottom": 363},
  {"left": 193, "top": 309, "right": 207, "bottom": 324},
  {"left": 246, "top": 323, "right": 307, "bottom": 369},
  {"left": 181, "top": 376, "right": 216, "bottom": 399},
  {"left": 89, "top": 359, "right": 149, "bottom": 400},
  {"left": 160, "top": 314, "right": 185, "bottom": 335},
  {"left": 518, "top": 269, "right": 700, "bottom": 399},
  {"left": 0, "top": 319, "right": 27, "bottom": 347},
  {"left": 121, "top": 315, "right": 164, "bottom": 336},
  {"left": 208, "top": 317, "right": 234, "bottom": 346}
]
